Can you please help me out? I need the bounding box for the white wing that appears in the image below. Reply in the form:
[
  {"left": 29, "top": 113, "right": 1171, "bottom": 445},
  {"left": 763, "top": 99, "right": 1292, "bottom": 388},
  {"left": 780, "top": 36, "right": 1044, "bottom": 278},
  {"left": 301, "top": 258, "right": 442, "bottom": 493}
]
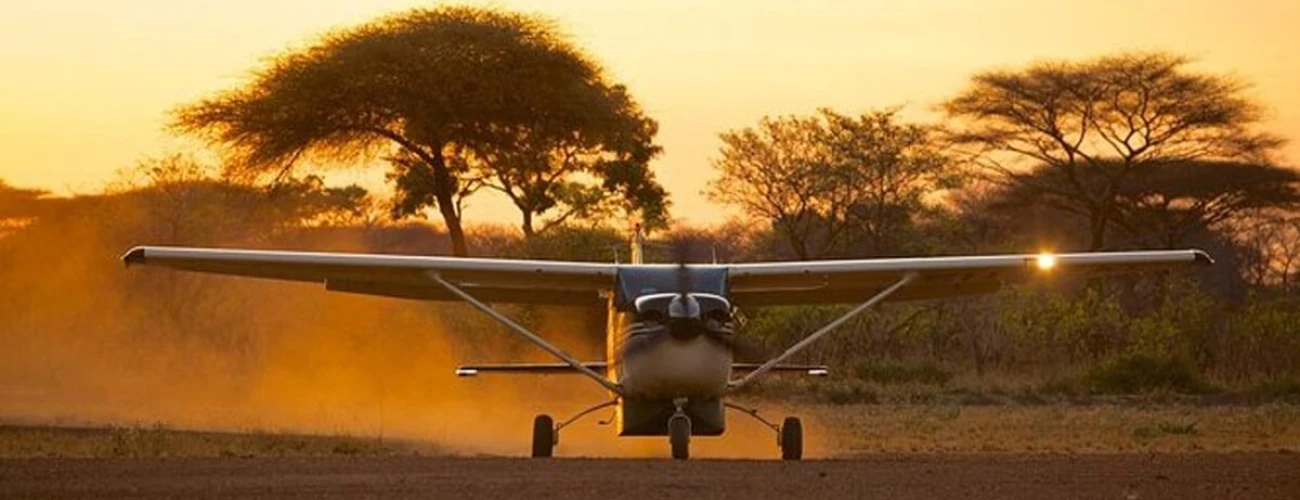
[
  {"left": 723, "top": 250, "right": 1212, "bottom": 306},
  {"left": 124, "top": 246, "right": 1211, "bottom": 307},
  {"left": 123, "top": 246, "right": 618, "bottom": 306}
]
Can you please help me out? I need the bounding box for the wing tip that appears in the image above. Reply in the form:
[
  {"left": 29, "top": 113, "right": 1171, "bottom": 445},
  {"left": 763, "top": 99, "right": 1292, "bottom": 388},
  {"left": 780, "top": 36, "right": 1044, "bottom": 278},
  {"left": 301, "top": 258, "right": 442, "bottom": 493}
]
[
  {"left": 1191, "top": 249, "right": 1215, "bottom": 266},
  {"left": 121, "top": 247, "right": 147, "bottom": 267}
]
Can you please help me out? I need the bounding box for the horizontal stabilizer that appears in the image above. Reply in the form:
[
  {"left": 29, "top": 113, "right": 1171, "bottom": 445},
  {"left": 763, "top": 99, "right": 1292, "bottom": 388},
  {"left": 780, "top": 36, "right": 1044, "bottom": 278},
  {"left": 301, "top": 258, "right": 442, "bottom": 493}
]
[{"left": 454, "top": 362, "right": 828, "bottom": 377}]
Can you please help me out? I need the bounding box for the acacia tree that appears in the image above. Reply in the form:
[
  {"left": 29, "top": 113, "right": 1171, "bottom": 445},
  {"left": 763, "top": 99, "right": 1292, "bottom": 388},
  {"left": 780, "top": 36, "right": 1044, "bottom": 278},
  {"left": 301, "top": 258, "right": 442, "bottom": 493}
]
[
  {"left": 943, "top": 52, "right": 1284, "bottom": 250},
  {"left": 980, "top": 160, "right": 1300, "bottom": 248},
  {"left": 708, "top": 108, "right": 958, "bottom": 259},
  {"left": 174, "top": 6, "right": 666, "bottom": 256},
  {"left": 1111, "top": 161, "right": 1300, "bottom": 247},
  {"left": 476, "top": 95, "right": 668, "bottom": 237}
]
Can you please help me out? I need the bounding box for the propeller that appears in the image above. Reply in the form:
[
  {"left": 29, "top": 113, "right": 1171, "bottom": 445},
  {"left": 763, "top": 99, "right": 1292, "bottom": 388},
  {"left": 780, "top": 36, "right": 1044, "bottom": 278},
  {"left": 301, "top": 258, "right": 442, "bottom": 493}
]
[
  {"left": 667, "top": 238, "right": 701, "bottom": 320},
  {"left": 673, "top": 239, "right": 692, "bottom": 299}
]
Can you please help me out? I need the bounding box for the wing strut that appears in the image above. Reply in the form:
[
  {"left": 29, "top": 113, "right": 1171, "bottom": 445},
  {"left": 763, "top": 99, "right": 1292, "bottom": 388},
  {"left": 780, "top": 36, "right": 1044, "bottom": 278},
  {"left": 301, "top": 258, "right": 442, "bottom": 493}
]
[
  {"left": 728, "top": 272, "right": 917, "bottom": 390},
  {"left": 427, "top": 272, "right": 623, "bottom": 395}
]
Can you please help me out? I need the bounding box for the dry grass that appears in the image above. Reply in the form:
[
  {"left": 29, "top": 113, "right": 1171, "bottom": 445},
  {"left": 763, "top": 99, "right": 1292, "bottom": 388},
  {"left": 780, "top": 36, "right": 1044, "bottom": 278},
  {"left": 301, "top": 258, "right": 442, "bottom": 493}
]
[
  {"left": 4, "top": 403, "right": 1299, "bottom": 458},
  {"left": 808, "top": 403, "right": 1300, "bottom": 454},
  {"left": 0, "top": 424, "right": 441, "bottom": 459}
]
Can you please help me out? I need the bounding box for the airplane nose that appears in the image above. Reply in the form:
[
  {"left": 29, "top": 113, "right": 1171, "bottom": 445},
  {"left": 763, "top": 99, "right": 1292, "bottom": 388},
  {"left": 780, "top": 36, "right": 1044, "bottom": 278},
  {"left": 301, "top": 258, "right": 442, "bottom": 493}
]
[
  {"left": 668, "top": 295, "right": 701, "bottom": 319},
  {"left": 667, "top": 317, "right": 705, "bottom": 341}
]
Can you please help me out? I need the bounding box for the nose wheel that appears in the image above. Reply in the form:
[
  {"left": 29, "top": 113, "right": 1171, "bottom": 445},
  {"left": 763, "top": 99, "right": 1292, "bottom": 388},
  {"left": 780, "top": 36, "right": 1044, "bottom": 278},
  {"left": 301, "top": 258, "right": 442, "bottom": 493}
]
[
  {"left": 668, "top": 414, "right": 691, "bottom": 459},
  {"left": 668, "top": 397, "right": 691, "bottom": 460}
]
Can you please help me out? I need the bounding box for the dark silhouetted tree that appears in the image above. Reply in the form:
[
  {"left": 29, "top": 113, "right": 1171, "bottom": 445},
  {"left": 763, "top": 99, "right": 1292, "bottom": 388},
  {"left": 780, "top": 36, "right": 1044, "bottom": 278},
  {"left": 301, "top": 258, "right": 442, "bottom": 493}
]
[
  {"left": 475, "top": 87, "right": 668, "bottom": 237},
  {"left": 174, "top": 6, "right": 666, "bottom": 255},
  {"left": 943, "top": 52, "right": 1284, "bottom": 250},
  {"left": 981, "top": 160, "right": 1300, "bottom": 249},
  {"left": 1111, "top": 161, "right": 1300, "bottom": 248}
]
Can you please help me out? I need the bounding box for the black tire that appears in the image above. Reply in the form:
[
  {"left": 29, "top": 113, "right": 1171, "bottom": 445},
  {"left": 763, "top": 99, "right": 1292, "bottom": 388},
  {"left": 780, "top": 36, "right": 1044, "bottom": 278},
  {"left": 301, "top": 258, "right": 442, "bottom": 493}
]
[
  {"left": 532, "top": 414, "right": 554, "bottom": 458},
  {"left": 668, "top": 415, "right": 691, "bottom": 460},
  {"left": 781, "top": 417, "right": 803, "bottom": 461}
]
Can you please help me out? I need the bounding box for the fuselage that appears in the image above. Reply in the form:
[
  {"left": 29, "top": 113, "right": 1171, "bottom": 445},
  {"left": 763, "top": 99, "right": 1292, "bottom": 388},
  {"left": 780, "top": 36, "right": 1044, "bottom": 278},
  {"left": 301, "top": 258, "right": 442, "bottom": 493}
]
[
  {"left": 614, "top": 308, "right": 734, "bottom": 399},
  {"left": 601, "top": 263, "right": 737, "bottom": 436}
]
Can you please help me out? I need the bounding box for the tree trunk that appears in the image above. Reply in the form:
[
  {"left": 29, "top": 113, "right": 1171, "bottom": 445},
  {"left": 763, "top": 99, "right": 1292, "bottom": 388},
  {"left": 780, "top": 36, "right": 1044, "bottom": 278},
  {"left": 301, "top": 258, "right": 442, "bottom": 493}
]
[
  {"left": 521, "top": 210, "right": 535, "bottom": 239},
  {"left": 783, "top": 225, "right": 810, "bottom": 260},
  {"left": 429, "top": 151, "right": 469, "bottom": 257},
  {"left": 1088, "top": 210, "right": 1108, "bottom": 251},
  {"left": 440, "top": 202, "right": 468, "bottom": 257}
]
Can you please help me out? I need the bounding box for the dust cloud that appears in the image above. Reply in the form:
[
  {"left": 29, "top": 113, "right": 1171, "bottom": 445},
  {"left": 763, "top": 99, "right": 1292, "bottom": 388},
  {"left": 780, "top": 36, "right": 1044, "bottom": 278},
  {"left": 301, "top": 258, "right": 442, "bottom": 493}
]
[{"left": 0, "top": 194, "right": 824, "bottom": 459}]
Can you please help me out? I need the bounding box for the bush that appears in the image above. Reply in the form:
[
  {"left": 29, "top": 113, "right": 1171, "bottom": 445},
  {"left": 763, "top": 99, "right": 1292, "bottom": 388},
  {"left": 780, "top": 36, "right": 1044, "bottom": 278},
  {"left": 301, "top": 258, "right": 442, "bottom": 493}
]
[
  {"left": 1133, "top": 421, "right": 1198, "bottom": 439},
  {"left": 854, "top": 361, "right": 953, "bottom": 386},
  {"left": 1247, "top": 377, "right": 1300, "bottom": 402},
  {"left": 821, "top": 380, "right": 879, "bottom": 405},
  {"left": 1084, "top": 355, "right": 1218, "bottom": 395}
]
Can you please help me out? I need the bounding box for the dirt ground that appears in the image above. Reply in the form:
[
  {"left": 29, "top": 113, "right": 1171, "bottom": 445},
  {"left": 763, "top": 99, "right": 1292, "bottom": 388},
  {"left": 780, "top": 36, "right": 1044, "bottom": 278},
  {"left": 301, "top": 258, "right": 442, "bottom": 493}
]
[{"left": 2, "top": 454, "right": 1297, "bottom": 500}]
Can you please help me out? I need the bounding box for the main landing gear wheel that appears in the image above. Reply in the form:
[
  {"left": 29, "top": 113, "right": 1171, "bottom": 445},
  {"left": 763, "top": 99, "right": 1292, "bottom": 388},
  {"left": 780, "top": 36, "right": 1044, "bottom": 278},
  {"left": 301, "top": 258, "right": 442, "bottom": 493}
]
[
  {"left": 781, "top": 417, "right": 803, "bottom": 461},
  {"left": 668, "top": 415, "right": 691, "bottom": 460},
  {"left": 532, "top": 414, "right": 555, "bottom": 458}
]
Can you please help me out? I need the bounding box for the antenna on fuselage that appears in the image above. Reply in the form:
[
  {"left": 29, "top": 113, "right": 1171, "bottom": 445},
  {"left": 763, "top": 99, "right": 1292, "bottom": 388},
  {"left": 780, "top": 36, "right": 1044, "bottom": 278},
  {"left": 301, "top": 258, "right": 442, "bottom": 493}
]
[
  {"left": 673, "top": 240, "right": 691, "bottom": 299},
  {"left": 630, "top": 223, "right": 645, "bottom": 265}
]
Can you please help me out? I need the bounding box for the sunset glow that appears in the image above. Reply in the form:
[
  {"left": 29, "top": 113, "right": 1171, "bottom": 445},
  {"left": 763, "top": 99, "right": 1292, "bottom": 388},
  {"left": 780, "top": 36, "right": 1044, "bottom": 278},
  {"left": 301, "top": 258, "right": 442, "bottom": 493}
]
[{"left": 2, "top": 0, "right": 1298, "bottom": 224}]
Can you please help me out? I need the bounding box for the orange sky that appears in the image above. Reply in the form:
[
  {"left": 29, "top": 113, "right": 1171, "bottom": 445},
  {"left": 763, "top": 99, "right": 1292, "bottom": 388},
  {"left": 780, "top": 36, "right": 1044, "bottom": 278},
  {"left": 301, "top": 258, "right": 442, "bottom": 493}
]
[{"left": 2, "top": 0, "right": 1298, "bottom": 225}]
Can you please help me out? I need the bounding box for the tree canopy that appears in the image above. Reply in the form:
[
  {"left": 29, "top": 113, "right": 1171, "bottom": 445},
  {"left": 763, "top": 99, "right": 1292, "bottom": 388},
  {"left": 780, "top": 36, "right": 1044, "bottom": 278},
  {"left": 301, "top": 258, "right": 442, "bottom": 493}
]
[
  {"left": 980, "top": 159, "right": 1300, "bottom": 248},
  {"left": 708, "top": 108, "right": 960, "bottom": 259},
  {"left": 174, "top": 6, "right": 667, "bottom": 255},
  {"left": 943, "top": 52, "right": 1285, "bottom": 250}
]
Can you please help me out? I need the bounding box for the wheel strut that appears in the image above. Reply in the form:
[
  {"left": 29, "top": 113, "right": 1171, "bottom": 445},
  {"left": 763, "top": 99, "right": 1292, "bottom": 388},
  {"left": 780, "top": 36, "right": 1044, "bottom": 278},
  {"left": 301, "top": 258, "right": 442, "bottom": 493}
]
[
  {"left": 724, "top": 402, "right": 782, "bottom": 445},
  {"left": 553, "top": 399, "right": 619, "bottom": 445},
  {"left": 531, "top": 399, "right": 618, "bottom": 458},
  {"left": 725, "top": 402, "right": 803, "bottom": 460}
]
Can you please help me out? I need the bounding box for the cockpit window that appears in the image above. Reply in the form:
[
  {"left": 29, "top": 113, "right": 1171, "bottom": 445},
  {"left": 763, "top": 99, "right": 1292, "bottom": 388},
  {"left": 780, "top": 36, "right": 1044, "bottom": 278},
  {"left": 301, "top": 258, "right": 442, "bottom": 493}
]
[{"left": 614, "top": 267, "right": 728, "bottom": 311}]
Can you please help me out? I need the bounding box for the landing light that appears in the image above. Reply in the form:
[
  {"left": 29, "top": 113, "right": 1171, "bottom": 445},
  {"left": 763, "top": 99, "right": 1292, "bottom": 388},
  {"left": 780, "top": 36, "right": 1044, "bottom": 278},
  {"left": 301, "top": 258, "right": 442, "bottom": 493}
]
[{"left": 1035, "top": 252, "right": 1057, "bottom": 271}]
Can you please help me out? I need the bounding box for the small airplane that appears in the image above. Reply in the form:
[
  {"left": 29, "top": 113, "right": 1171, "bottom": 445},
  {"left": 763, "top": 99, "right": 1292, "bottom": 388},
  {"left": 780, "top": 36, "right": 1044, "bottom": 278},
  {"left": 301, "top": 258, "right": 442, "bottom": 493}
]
[{"left": 122, "top": 231, "right": 1211, "bottom": 460}]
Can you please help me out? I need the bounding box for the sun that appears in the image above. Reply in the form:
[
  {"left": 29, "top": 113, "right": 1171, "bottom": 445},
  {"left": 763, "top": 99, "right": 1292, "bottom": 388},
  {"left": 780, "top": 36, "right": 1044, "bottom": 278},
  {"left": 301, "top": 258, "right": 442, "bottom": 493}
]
[{"left": 1035, "top": 252, "right": 1057, "bottom": 271}]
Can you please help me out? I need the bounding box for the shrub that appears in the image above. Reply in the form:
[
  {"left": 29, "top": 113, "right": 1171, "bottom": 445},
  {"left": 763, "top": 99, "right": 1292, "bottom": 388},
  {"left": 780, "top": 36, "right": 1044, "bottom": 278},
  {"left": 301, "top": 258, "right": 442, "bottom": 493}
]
[
  {"left": 854, "top": 361, "right": 953, "bottom": 386},
  {"left": 1247, "top": 377, "right": 1300, "bottom": 402},
  {"left": 1084, "top": 355, "right": 1218, "bottom": 395},
  {"left": 1133, "top": 421, "right": 1198, "bottom": 439},
  {"left": 821, "top": 380, "right": 879, "bottom": 405}
]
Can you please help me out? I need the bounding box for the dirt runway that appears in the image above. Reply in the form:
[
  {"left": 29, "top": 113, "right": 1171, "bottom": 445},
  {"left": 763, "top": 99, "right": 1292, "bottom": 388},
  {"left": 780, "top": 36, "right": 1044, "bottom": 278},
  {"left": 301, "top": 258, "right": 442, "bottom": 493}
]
[{"left": 2, "top": 454, "right": 1297, "bottom": 500}]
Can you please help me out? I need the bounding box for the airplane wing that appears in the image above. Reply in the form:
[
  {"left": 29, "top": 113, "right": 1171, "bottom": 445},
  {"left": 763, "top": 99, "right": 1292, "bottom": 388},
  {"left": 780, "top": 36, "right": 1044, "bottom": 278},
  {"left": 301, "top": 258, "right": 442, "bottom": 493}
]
[
  {"left": 723, "top": 249, "right": 1212, "bottom": 307},
  {"left": 122, "top": 246, "right": 618, "bottom": 306},
  {"left": 124, "top": 246, "right": 1211, "bottom": 307}
]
